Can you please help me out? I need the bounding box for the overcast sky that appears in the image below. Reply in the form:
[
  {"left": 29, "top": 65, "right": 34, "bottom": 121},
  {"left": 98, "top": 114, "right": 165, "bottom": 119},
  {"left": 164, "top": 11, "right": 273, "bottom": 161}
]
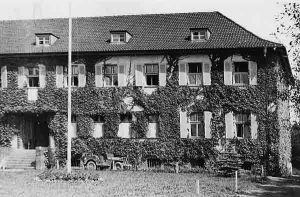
[{"left": 0, "top": 0, "right": 288, "bottom": 43}]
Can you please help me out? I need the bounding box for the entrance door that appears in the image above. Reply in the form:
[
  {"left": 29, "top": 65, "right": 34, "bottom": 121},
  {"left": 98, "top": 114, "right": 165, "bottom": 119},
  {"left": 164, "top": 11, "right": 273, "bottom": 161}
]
[{"left": 18, "top": 114, "right": 50, "bottom": 149}]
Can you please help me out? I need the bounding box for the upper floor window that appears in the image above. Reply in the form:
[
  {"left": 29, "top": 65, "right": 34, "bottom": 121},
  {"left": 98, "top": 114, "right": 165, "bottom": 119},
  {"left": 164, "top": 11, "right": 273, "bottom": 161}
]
[
  {"left": 38, "top": 35, "right": 50, "bottom": 45},
  {"left": 188, "top": 63, "right": 203, "bottom": 86},
  {"left": 148, "top": 114, "right": 159, "bottom": 123},
  {"left": 190, "top": 29, "right": 210, "bottom": 41},
  {"left": 145, "top": 64, "right": 159, "bottom": 86},
  {"left": 234, "top": 113, "right": 251, "bottom": 138},
  {"left": 35, "top": 33, "right": 58, "bottom": 46},
  {"left": 27, "top": 67, "right": 39, "bottom": 87},
  {"left": 92, "top": 115, "right": 105, "bottom": 123},
  {"left": 233, "top": 62, "right": 249, "bottom": 85},
  {"left": 120, "top": 113, "right": 132, "bottom": 123},
  {"left": 104, "top": 64, "right": 118, "bottom": 86},
  {"left": 190, "top": 112, "right": 204, "bottom": 138},
  {"left": 110, "top": 30, "right": 132, "bottom": 44},
  {"left": 112, "top": 33, "right": 125, "bottom": 43}
]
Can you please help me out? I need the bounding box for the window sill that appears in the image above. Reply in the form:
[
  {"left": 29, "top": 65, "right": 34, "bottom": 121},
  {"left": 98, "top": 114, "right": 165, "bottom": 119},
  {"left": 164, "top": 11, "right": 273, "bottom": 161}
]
[{"left": 144, "top": 86, "right": 158, "bottom": 88}]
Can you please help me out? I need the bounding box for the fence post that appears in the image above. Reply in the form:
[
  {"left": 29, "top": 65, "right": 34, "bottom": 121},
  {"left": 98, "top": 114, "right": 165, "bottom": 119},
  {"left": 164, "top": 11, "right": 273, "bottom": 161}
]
[
  {"left": 196, "top": 180, "right": 200, "bottom": 194},
  {"left": 235, "top": 171, "right": 238, "bottom": 193}
]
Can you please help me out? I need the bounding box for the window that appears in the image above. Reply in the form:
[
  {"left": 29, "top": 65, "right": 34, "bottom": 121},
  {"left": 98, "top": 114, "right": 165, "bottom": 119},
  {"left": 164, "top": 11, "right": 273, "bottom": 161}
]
[
  {"left": 71, "top": 65, "right": 79, "bottom": 87},
  {"left": 233, "top": 62, "right": 249, "bottom": 85},
  {"left": 104, "top": 64, "right": 118, "bottom": 86},
  {"left": 92, "top": 115, "right": 105, "bottom": 123},
  {"left": 120, "top": 113, "right": 132, "bottom": 123},
  {"left": 145, "top": 64, "right": 159, "bottom": 86},
  {"left": 111, "top": 33, "right": 126, "bottom": 43},
  {"left": 64, "top": 65, "right": 79, "bottom": 87},
  {"left": 190, "top": 112, "right": 204, "bottom": 138},
  {"left": 71, "top": 115, "right": 77, "bottom": 123},
  {"left": 191, "top": 29, "right": 209, "bottom": 41},
  {"left": 148, "top": 115, "right": 159, "bottom": 123},
  {"left": 37, "top": 35, "right": 50, "bottom": 46},
  {"left": 234, "top": 113, "right": 251, "bottom": 138},
  {"left": 27, "top": 67, "right": 39, "bottom": 87},
  {"left": 188, "top": 63, "right": 203, "bottom": 85}
]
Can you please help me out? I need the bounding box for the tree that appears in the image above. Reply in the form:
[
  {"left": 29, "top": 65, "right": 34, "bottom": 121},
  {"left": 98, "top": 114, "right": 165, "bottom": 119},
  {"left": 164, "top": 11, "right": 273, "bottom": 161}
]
[{"left": 276, "top": 2, "right": 300, "bottom": 119}]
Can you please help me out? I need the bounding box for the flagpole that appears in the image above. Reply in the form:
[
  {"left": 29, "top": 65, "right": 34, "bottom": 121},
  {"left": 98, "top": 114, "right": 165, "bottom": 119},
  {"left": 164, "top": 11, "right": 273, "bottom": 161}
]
[{"left": 67, "top": 2, "right": 72, "bottom": 173}]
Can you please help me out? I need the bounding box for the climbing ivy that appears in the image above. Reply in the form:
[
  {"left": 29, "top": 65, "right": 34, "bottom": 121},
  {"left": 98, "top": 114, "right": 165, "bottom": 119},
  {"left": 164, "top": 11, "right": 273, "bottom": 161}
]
[{"left": 0, "top": 51, "right": 292, "bottom": 175}]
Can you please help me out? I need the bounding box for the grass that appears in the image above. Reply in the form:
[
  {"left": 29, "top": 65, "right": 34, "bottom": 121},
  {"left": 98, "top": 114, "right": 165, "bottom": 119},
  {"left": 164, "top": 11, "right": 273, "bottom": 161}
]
[{"left": 0, "top": 170, "right": 257, "bottom": 197}]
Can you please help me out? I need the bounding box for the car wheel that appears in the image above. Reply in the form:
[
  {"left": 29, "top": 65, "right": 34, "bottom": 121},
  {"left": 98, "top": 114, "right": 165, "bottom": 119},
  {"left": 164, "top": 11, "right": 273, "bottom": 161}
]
[
  {"left": 115, "top": 162, "right": 123, "bottom": 170},
  {"left": 86, "top": 161, "right": 96, "bottom": 170}
]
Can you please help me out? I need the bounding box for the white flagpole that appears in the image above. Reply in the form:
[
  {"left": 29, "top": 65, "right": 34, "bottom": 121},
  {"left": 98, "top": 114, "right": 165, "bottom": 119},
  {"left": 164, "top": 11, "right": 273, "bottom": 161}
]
[{"left": 67, "top": 2, "right": 72, "bottom": 173}]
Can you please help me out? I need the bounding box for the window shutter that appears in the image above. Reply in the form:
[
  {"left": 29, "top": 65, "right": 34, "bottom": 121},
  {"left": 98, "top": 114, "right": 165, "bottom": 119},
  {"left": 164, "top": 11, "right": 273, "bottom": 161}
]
[
  {"left": 249, "top": 61, "right": 257, "bottom": 85},
  {"left": 204, "top": 111, "right": 212, "bottom": 138},
  {"left": 224, "top": 60, "right": 233, "bottom": 85},
  {"left": 1, "top": 66, "right": 7, "bottom": 88},
  {"left": 179, "top": 63, "right": 187, "bottom": 85},
  {"left": 225, "top": 112, "right": 234, "bottom": 138},
  {"left": 159, "top": 63, "right": 167, "bottom": 86},
  {"left": 135, "top": 64, "right": 144, "bottom": 86},
  {"left": 56, "top": 66, "right": 64, "bottom": 88},
  {"left": 78, "top": 64, "right": 86, "bottom": 87},
  {"left": 180, "top": 109, "right": 190, "bottom": 138},
  {"left": 118, "top": 64, "right": 126, "bottom": 87},
  {"left": 203, "top": 62, "right": 211, "bottom": 85},
  {"left": 38, "top": 64, "right": 46, "bottom": 88},
  {"left": 95, "top": 63, "right": 103, "bottom": 87},
  {"left": 18, "top": 66, "right": 25, "bottom": 88},
  {"left": 251, "top": 113, "right": 258, "bottom": 139}
]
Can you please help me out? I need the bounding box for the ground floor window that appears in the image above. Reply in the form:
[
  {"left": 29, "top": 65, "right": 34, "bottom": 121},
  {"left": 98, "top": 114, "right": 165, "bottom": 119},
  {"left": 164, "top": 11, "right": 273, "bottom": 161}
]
[
  {"left": 190, "top": 112, "right": 204, "bottom": 138},
  {"left": 234, "top": 113, "right": 251, "bottom": 138}
]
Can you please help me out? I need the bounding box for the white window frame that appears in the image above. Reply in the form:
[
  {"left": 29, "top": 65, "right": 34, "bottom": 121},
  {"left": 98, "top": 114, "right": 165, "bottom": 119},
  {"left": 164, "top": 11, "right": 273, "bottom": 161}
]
[
  {"left": 191, "top": 30, "right": 207, "bottom": 41},
  {"left": 233, "top": 61, "right": 249, "bottom": 86},
  {"left": 189, "top": 112, "right": 205, "bottom": 138},
  {"left": 111, "top": 33, "right": 126, "bottom": 43},
  {"left": 104, "top": 64, "right": 118, "bottom": 87},
  {"left": 188, "top": 62, "right": 203, "bottom": 86},
  {"left": 37, "top": 35, "right": 50, "bottom": 46},
  {"left": 145, "top": 64, "right": 159, "bottom": 86},
  {"left": 64, "top": 64, "right": 80, "bottom": 87},
  {"left": 27, "top": 67, "right": 40, "bottom": 87},
  {"left": 234, "top": 113, "right": 251, "bottom": 139}
]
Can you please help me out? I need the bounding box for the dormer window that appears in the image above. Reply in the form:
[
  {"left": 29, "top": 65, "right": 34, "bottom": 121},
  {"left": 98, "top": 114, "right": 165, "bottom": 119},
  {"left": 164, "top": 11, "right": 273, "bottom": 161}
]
[
  {"left": 38, "top": 35, "right": 50, "bottom": 45},
  {"left": 35, "top": 33, "right": 58, "bottom": 46},
  {"left": 110, "top": 31, "right": 131, "bottom": 43},
  {"left": 112, "top": 33, "right": 125, "bottom": 42},
  {"left": 190, "top": 29, "right": 210, "bottom": 41}
]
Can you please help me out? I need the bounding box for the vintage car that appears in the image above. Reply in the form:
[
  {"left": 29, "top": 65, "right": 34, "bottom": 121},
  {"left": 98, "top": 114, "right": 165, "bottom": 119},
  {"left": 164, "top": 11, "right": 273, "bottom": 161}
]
[{"left": 81, "top": 152, "right": 132, "bottom": 170}]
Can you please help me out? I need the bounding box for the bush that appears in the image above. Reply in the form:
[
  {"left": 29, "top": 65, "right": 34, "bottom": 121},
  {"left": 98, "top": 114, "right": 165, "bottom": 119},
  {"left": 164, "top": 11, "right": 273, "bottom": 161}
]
[{"left": 37, "top": 169, "right": 101, "bottom": 181}]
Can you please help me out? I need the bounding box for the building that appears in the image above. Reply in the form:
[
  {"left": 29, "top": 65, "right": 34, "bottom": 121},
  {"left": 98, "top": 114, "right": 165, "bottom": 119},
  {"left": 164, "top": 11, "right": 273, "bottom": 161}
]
[{"left": 0, "top": 12, "right": 293, "bottom": 175}]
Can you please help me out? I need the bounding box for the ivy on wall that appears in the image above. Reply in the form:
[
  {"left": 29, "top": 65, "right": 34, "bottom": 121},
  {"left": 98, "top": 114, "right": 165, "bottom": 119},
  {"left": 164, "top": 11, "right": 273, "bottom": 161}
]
[{"left": 0, "top": 51, "right": 292, "bottom": 175}]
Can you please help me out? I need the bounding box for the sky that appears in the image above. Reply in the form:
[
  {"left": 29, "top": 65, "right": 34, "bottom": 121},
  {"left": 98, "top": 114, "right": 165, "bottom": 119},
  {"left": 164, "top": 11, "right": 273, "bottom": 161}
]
[{"left": 0, "top": 0, "right": 289, "bottom": 43}]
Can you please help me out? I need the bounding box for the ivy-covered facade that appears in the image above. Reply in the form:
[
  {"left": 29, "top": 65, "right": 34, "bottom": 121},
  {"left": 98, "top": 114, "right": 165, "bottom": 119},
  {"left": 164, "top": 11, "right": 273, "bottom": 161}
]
[{"left": 0, "top": 12, "right": 293, "bottom": 176}]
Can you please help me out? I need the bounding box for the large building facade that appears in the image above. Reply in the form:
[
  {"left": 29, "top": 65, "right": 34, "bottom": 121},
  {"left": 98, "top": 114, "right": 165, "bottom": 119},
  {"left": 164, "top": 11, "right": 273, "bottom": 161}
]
[{"left": 0, "top": 12, "right": 293, "bottom": 175}]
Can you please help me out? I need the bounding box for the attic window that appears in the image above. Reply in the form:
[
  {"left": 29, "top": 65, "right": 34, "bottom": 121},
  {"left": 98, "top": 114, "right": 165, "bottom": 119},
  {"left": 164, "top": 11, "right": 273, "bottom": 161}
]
[
  {"left": 110, "top": 31, "right": 131, "bottom": 43},
  {"left": 35, "top": 33, "right": 58, "bottom": 46},
  {"left": 190, "top": 29, "right": 210, "bottom": 41}
]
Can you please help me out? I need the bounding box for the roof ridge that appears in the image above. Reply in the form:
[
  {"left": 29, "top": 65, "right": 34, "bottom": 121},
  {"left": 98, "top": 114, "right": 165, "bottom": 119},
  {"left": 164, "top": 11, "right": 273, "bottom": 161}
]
[
  {"left": 0, "top": 11, "right": 218, "bottom": 22},
  {"left": 215, "top": 11, "right": 283, "bottom": 47}
]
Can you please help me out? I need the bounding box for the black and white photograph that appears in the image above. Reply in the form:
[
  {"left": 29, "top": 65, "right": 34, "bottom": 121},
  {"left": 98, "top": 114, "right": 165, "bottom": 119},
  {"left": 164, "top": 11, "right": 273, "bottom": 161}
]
[{"left": 0, "top": 0, "right": 299, "bottom": 196}]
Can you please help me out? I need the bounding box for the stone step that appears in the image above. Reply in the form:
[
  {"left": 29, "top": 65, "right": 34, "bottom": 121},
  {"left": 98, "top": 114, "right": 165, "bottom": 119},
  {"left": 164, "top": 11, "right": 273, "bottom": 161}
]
[{"left": 4, "top": 150, "right": 36, "bottom": 169}]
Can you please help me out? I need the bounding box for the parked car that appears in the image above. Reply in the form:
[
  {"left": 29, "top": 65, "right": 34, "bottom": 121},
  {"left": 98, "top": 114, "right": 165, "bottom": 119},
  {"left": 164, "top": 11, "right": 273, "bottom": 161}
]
[{"left": 81, "top": 152, "right": 132, "bottom": 170}]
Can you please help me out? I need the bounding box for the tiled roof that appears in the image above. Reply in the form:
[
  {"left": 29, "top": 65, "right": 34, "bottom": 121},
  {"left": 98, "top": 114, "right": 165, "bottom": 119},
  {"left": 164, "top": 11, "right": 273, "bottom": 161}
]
[{"left": 0, "top": 12, "right": 282, "bottom": 54}]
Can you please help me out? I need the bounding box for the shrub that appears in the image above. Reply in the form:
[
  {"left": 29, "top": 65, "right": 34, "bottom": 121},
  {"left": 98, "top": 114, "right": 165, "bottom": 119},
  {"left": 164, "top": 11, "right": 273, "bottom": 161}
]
[{"left": 37, "top": 169, "right": 101, "bottom": 181}]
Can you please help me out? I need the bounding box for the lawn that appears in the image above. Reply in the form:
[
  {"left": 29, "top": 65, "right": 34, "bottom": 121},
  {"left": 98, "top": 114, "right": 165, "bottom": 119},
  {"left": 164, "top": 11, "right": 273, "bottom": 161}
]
[{"left": 0, "top": 170, "right": 257, "bottom": 197}]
